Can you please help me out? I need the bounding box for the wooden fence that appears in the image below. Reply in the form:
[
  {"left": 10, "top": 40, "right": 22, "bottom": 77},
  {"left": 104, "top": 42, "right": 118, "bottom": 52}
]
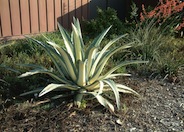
[{"left": 0, "top": 0, "right": 90, "bottom": 39}]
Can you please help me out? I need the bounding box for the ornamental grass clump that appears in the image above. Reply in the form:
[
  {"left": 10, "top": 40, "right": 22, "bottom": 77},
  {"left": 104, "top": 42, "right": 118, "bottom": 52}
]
[
  {"left": 19, "top": 18, "right": 147, "bottom": 112},
  {"left": 140, "top": 0, "right": 184, "bottom": 35}
]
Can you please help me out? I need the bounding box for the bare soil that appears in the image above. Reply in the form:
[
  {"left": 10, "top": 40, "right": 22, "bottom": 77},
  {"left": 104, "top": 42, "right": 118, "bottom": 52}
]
[{"left": 0, "top": 74, "right": 184, "bottom": 132}]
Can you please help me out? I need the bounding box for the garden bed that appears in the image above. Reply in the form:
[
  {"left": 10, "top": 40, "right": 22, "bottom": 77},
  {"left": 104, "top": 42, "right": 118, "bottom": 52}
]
[{"left": 1, "top": 74, "right": 183, "bottom": 131}]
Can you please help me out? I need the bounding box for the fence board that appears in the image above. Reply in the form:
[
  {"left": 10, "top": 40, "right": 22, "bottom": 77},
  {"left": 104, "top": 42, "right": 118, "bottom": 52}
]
[
  {"left": 47, "top": 0, "right": 55, "bottom": 32},
  {"left": 82, "top": 0, "right": 88, "bottom": 19},
  {"left": 30, "top": 0, "right": 39, "bottom": 33},
  {"left": 1, "top": 0, "right": 12, "bottom": 36},
  {"left": 55, "top": 0, "right": 62, "bottom": 28},
  {"left": 39, "top": 0, "right": 47, "bottom": 32},
  {"left": 20, "top": 0, "right": 30, "bottom": 34},
  {"left": 0, "top": 19, "right": 1, "bottom": 37},
  {"left": 76, "top": 0, "right": 82, "bottom": 20},
  {"left": 62, "top": 0, "right": 69, "bottom": 29},
  {"left": 10, "top": 0, "right": 21, "bottom": 35},
  {"left": 0, "top": 0, "right": 90, "bottom": 39},
  {"left": 69, "top": 0, "right": 75, "bottom": 25}
]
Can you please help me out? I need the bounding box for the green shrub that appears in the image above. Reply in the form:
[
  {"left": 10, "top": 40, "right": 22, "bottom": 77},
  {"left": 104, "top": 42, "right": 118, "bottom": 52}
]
[
  {"left": 19, "top": 18, "right": 147, "bottom": 112},
  {"left": 0, "top": 33, "right": 62, "bottom": 100},
  {"left": 157, "top": 38, "right": 184, "bottom": 78},
  {"left": 82, "top": 7, "right": 124, "bottom": 37}
]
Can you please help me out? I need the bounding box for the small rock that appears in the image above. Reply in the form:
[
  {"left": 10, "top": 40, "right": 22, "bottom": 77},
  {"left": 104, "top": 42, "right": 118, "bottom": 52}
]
[
  {"left": 116, "top": 119, "right": 123, "bottom": 125},
  {"left": 160, "top": 119, "right": 180, "bottom": 127},
  {"left": 130, "top": 127, "right": 136, "bottom": 132}
]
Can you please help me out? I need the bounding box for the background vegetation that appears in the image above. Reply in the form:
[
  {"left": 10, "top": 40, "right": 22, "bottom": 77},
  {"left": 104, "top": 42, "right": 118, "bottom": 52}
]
[{"left": 0, "top": 2, "right": 183, "bottom": 109}]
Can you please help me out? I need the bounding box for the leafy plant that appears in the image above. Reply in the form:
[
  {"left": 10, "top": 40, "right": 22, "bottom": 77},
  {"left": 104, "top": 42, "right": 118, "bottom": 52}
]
[
  {"left": 127, "top": 20, "right": 165, "bottom": 62},
  {"left": 0, "top": 43, "right": 20, "bottom": 83},
  {"left": 157, "top": 37, "right": 184, "bottom": 80},
  {"left": 82, "top": 7, "right": 124, "bottom": 37},
  {"left": 140, "top": 0, "right": 184, "bottom": 35},
  {"left": 0, "top": 38, "right": 55, "bottom": 100},
  {"left": 19, "top": 18, "right": 147, "bottom": 112}
]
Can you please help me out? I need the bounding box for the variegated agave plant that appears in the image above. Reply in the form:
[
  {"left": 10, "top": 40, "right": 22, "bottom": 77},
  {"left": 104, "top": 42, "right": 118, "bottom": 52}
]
[{"left": 19, "top": 18, "right": 146, "bottom": 112}]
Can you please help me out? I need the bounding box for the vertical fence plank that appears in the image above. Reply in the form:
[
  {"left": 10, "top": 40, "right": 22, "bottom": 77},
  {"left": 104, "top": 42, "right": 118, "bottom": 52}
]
[
  {"left": 76, "top": 0, "right": 82, "bottom": 20},
  {"left": 1, "top": 0, "right": 12, "bottom": 36},
  {"left": 69, "top": 0, "right": 75, "bottom": 26},
  {"left": 55, "top": 0, "right": 62, "bottom": 29},
  {"left": 20, "top": 0, "right": 30, "bottom": 34},
  {"left": 0, "top": 0, "right": 90, "bottom": 38},
  {"left": 30, "top": 0, "right": 39, "bottom": 33},
  {"left": 0, "top": 25, "right": 1, "bottom": 37},
  {"left": 10, "top": 0, "right": 21, "bottom": 35},
  {"left": 0, "top": 20, "right": 1, "bottom": 37},
  {"left": 47, "top": 0, "right": 55, "bottom": 32},
  {"left": 39, "top": 0, "right": 47, "bottom": 32},
  {"left": 62, "top": 0, "right": 69, "bottom": 28},
  {"left": 82, "top": 0, "right": 88, "bottom": 20}
]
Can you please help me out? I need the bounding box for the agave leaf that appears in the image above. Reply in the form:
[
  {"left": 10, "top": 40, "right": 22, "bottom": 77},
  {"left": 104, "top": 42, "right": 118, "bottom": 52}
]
[
  {"left": 89, "top": 34, "right": 127, "bottom": 76},
  {"left": 89, "top": 92, "right": 115, "bottom": 112},
  {"left": 25, "top": 36, "right": 68, "bottom": 77},
  {"left": 77, "top": 60, "right": 87, "bottom": 86},
  {"left": 99, "top": 60, "right": 148, "bottom": 80},
  {"left": 46, "top": 40, "right": 76, "bottom": 78},
  {"left": 73, "top": 17, "right": 84, "bottom": 48},
  {"left": 89, "top": 44, "right": 132, "bottom": 84},
  {"left": 98, "top": 43, "right": 133, "bottom": 67},
  {"left": 97, "top": 81, "right": 104, "bottom": 95},
  {"left": 73, "top": 18, "right": 82, "bottom": 37},
  {"left": 72, "top": 23, "right": 83, "bottom": 61},
  {"left": 46, "top": 41, "right": 77, "bottom": 82},
  {"left": 103, "top": 73, "right": 131, "bottom": 79},
  {"left": 86, "top": 47, "right": 98, "bottom": 75},
  {"left": 20, "top": 87, "right": 44, "bottom": 96},
  {"left": 85, "top": 81, "right": 100, "bottom": 91},
  {"left": 116, "top": 84, "right": 140, "bottom": 97},
  {"left": 18, "top": 68, "right": 71, "bottom": 84},
  {"left": 58, "top": 23, "right": 75, "bottom": 61},
  {"left": 41, "top": 34, "right": 53, "bottom": 43},
  {"left": 0, "top": 64, "right": 20, "bottom": 74},
  {"left": 39, "top": 83, "right": 79, "bottom": 97},
  {"left": 103, "top": 79, "right": 120, "bottom": 110},
  {"left": 86, "top": 26, "right": 112, "bottom": 56}
]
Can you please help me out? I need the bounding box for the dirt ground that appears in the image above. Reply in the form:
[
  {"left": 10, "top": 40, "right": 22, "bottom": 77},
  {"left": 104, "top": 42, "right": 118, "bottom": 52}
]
[{"left": 0, "top": 73, "right": 184, "bottom": 131}]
